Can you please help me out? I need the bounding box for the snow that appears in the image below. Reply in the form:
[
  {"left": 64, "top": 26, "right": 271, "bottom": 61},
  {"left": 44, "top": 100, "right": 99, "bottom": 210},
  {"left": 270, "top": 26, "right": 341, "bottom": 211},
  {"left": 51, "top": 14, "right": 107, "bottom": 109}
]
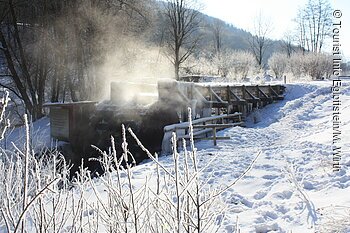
[
  {"left": 3, "top": 80, "right": 350, "bottom": 232},
  {"left": 134, "top": 80, "right": 350, "bottom": 232},
  {"left": 2, "top": 116, "right": 52, "bottom": 152}
]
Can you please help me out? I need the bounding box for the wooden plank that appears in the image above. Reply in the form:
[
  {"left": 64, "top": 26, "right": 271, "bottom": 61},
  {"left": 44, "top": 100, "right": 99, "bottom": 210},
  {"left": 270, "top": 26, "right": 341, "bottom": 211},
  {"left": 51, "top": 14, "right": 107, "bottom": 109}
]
[
  {"left": 50, "top": 107, "right": 70, "bottom": 141},
  {"left": 230, "top": 100, "right": 247, "bottom": 105},
  {"left": 211, "top": 102, "right": 229, "bottom": 108},
  {"left": 192, "top": 123, "right": 243, "bottom": 128},
  {"left": 193, "top": 136, "right": 230, "bottom": 140},
  {"left": 193, "top": 128, "right": 212, "bottom": 135},
  {"left": 178, "top": 129, "right": 212, "bottom": 139},
  {"left": 165, "top": 113, "right": 242, "bottom": 132},
  {"left": 189, "top": 128, "right": 212, "bottom": 137}
]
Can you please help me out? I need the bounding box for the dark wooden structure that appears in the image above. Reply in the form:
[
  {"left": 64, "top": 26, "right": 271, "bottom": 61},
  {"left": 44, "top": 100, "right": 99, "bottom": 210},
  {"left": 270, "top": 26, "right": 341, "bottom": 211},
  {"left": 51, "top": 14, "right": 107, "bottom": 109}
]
[
  {"left": 44, "top": 80, "right": 285, "bottom": 156},
  {"left": 158, "top": 80, "right": 285, "bottom": 121},
  {"left": 43, "top": 101, "right": 97, "bottom": 142}
]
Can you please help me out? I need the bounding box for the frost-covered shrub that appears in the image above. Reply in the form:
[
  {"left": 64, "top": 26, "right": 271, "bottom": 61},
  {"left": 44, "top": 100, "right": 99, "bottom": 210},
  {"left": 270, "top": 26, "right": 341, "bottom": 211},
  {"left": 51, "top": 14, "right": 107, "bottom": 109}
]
[
  {"left": 268, "top": 53, "right": 288, "bottom": 79},
  {"left": 289, "top": 52, "right": 308, "bottom": 79},
  {"left": 288, "top": 52, "right": 332, "bottom": 80},
  {"left": 304, "top": 53, "right": 332, "bottom": 80},
  {"left": 230, "top": 50, "right": 257, "bottom": 80},
  {"left": 182, "top": 53, "right": 218, "bottom": 76},
  {"left": 0, "top": 103, "right": 258, "bottom": 232},
  {"left": 182, "top": 50, "right": 257, "bottom": 80}
]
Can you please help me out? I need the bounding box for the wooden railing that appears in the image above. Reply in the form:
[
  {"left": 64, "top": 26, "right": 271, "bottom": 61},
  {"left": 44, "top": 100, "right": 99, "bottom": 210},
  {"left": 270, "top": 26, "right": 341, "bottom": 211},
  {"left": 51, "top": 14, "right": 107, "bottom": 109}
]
[{"left": 162, "top": 113, "right": 243, "bottom": 153}]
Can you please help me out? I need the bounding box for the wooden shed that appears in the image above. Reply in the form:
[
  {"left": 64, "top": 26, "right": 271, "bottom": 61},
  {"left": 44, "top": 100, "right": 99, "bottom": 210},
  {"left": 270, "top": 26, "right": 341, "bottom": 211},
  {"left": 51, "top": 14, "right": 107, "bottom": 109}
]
[{"left": 43, "top": 101, "right": 97, "bottom": 142}]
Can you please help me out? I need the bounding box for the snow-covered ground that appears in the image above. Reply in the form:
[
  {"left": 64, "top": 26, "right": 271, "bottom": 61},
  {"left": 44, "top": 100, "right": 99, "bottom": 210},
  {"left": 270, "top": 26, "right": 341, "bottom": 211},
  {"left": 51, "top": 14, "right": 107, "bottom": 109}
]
[
  {"left": 3, "top": 80, "right": 349, "bottom": 232},
  {"left": 130, "top": 80, "right": 350, "bottom": 232},
  {"left": 2, "top": 116, "right": 51, "bottom": 151}
]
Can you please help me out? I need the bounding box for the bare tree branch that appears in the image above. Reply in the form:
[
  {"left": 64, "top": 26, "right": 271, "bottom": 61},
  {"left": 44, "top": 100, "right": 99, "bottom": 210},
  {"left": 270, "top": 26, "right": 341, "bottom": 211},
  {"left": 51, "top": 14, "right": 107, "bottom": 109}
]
[{"left": 163, "top": 0, "right": 201, "bottom": 80}]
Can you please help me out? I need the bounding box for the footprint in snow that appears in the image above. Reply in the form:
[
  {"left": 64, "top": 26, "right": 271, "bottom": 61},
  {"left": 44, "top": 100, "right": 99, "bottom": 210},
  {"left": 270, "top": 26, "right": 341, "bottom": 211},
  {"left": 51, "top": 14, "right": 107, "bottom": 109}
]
[
  {"left": 228, "top": 194, "right": 254, "bottom": 208},
  {"left": 254, "top": 222, "right": 282, "bottom": 233},
  {"left": 206, "top": 167, "right": 213, "bottom": 173},
  {"left": 256, "top": 164, "right": 274, "bottom": 170},
  {"left": 213, "top": 170, "right": 231, "bottom": 177},
  {"left": 263, "top": 211, "right": 279, "bottom": 220},
  {"left": 272, "top": 190, "right": 293, "bottom": 200},
  {"left": 240, "top": 198, "right": 254, "bottom": 208},
  {"left": 339, "top": 175, "right": 350, "bottom": 185},
  {"left": 275, "top": 204, "right": 290, "bottom": 214},
  {"left": 254, "top": 190, "right": 268, "bottom": 200},
  {"left": 303, "top": 180, "right": 315, "bottom": 190},
  {"left": 262, "top": 174, "right": 279, "bottom": 180}
]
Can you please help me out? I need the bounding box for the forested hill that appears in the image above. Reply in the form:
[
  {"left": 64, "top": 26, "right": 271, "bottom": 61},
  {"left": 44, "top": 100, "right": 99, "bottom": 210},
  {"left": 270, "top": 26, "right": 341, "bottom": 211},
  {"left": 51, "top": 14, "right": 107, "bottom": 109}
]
[{"left": 150, "top": 1, "right": 288, "bottom": 58}]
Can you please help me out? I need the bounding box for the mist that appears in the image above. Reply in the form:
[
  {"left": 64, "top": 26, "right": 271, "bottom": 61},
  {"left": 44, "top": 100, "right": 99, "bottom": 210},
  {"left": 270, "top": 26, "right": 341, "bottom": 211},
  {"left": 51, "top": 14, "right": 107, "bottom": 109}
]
[{"left": 29, "top": 0, "right": 173, "bottom": 102}]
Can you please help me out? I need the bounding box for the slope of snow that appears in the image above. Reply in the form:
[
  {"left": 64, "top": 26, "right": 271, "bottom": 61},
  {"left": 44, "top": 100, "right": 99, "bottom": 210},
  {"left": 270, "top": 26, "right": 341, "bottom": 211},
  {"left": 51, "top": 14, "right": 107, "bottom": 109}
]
[
  {"left": 135, "top": 80, "right": 350, "bottom": 232},
  {"left": 3, "top": 81, "right": 349, "bottom": 232},
  {"left": 2, "top": 117, "right": 52, "bottom": 152}
]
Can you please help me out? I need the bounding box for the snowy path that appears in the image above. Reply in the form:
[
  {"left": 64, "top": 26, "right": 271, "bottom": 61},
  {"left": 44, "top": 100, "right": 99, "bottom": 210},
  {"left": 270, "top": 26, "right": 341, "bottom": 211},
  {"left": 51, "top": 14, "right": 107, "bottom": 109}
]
[{"left": 146, "top": 82, "right": 350, "bottom": 232}]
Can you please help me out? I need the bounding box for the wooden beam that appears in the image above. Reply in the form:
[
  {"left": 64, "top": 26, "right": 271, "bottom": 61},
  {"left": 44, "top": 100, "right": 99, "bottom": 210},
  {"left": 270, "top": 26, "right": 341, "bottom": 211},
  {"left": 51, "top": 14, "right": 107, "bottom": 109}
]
[
  {"left": 192, "top": 123, "right": 244, "bottom": 129},
  {"left": 209, "top": 86, "right": 228, "bottom": 104},
  {"left": 256, "top": 85, "right": 272, "bottom": 100}
]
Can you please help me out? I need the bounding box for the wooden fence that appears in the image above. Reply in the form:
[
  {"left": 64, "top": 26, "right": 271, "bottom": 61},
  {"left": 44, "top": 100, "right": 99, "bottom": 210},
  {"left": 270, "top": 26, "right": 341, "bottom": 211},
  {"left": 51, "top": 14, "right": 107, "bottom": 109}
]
[{"left": 162, "top": 113, "right": 243, "bottom": 153}]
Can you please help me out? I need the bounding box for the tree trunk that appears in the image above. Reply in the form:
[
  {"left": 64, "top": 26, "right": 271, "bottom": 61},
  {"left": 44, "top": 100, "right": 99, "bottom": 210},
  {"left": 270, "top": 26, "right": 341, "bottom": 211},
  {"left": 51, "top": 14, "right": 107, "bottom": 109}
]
[{"left": 0, "top": 29, "right": 34, "bottom": 117}]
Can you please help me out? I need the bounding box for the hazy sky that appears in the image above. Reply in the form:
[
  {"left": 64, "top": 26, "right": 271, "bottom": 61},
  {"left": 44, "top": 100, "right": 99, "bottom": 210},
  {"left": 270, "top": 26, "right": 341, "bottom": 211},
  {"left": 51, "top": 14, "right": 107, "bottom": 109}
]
[{"left": 202, "top": 0, "right": 350, "bottom": 61}]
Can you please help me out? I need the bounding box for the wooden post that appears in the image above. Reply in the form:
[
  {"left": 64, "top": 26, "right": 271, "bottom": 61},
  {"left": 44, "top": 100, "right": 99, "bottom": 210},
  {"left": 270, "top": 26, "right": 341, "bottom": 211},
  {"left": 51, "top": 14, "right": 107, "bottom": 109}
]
[
  {"left": 213, "top": 127, "right": 217, "bottom": 146},
  {"left": 227, "top": 85, "right": 231, "bottom": 114},
  {"left": 283, "top": 75, "right": 287, "bottom": 84},
  {"left": 242, "top": 85, "right": 246, "bottom": 99},
  {"left": 256, "top": 85, "right": 261, "bottom": 108}
]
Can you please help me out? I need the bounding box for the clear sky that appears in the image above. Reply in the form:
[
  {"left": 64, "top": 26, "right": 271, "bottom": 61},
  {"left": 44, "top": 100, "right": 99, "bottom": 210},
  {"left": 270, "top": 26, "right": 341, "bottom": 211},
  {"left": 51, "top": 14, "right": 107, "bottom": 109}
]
[{"left": 201, "top": 0, "right": 350, "bottom": 61}]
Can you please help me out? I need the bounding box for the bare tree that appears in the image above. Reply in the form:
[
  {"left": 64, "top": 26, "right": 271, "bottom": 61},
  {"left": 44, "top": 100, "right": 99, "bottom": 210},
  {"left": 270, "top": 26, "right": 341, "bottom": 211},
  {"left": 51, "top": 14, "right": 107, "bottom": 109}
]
[
  {"left": 295, "top": 9, "right": 308, "bottom": 54},
  {"left": 210, "top": 18, "right": 224, "bottom": 56},
  {"left": 0, "top": 0, "right": 48, "bottom": 120},
  {"left": 248, "top": 13, "right": 272, "bottom": 69},
  {"left": 294, "top": 0, "right": 332, "bottom": 53},
  {"left": 163, "top": 0, "right": 201, "bottom": 80},
  {"left": 281, "top": 32, "right": 295, "bottom": 57},
  {"left": 208, "top": 18, "right": 225, "bottom": 75}
]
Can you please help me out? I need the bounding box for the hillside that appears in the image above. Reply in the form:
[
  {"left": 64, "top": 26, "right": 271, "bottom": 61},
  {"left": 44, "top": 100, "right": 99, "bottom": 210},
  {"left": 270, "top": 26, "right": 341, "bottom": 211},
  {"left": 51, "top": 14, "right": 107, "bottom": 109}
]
[{"left": 151, "top": 1, "right": 292, "bottom": 60}]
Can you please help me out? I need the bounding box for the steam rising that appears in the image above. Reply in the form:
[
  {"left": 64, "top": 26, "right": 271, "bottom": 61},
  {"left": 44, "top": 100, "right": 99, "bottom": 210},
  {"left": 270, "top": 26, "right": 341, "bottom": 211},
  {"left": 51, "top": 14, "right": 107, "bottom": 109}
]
[
  {"left": 98, "top": 42, "right": 173, "bottom": 100},
  {"left": 37, "top": 0, "right": 173, "bottom": 102}
]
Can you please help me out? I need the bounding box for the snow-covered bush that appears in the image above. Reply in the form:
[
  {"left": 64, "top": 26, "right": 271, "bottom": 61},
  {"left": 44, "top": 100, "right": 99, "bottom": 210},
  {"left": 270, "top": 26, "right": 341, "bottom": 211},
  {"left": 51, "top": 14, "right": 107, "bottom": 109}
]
[
  {"left": 0, "top": 91, "right": 10, "bottom": 140},
  {"left": 229, "top": 50, "right": 257, "bottom": 80},
  {"left": 182, "top": 53, "right": 218, "bottom": 76},
  {"left": 0, "top": 116, "right": 70, "bottom": 232},
  {"left": 304, "top": 53, "right": 333, "bottom": 80},
  {"left": 0, "top": 105, "right": 258, "bottom": 232},
  {"left": 288, "top": 52, "right": 308, "bottom": 79},
  {"left": 288, "top": 52, "right": 332, "bottom": 80},
  {"left": 268, "top": 52, "right": 288, "bottom": 79},
  {"left": 213, "top": 50, "right": 257, "bottom": 79},
  {"left": 182, "top": 50, "right": 257, "bottom": 80}
]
